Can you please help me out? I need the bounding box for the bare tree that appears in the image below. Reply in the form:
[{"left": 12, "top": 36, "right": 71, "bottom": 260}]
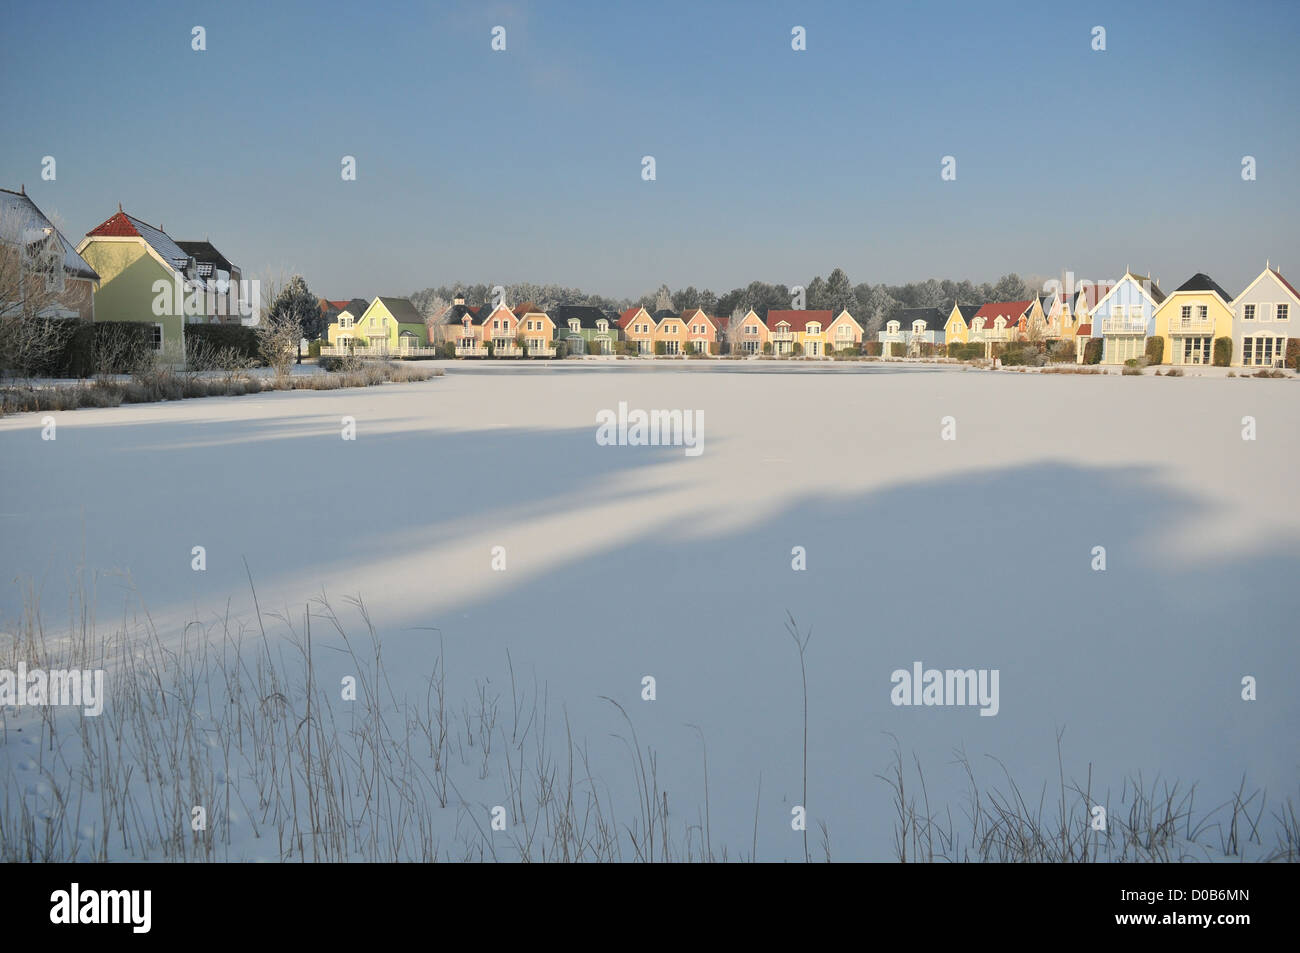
[
  {"left": 255, "top": 274, "right": 306, "bottom": 382},
  {"left": 0, "top": 203, "right": 91, "bottom": 379}
]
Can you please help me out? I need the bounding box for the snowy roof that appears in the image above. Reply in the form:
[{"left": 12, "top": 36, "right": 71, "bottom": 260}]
[
  {"left": 0, "top": 187, "right": 99, "bottom": 280},
  {"left": 85, "top": 210, "right": 193, "bottom": 274}
]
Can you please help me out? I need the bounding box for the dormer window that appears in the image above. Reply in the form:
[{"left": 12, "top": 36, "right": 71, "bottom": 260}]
[
  {"left": 341, "top": 315, "right": 353, "bottom": 328},
  {"left": 913, "top": 320, "right": 925, "bottom": 334},
  {"left": 597, "top": 320, "right": 607, "bottom": 332},
  {"left": 807, "top": 323, "right": 821, "bottom": 334},
  {"left": 569, "top": 319, "right": 580, "bottom": 332},
  {"left": 887, "top": 320, "right": 899, "bottom": 333}
]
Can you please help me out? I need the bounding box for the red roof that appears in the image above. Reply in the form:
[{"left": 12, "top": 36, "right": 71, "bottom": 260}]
[
  {"left": 766, "top": 309, "right": 833, "bottom": 332},
  {"left": 973, "top": 300, "right": 1032, "bottom": 322},
  {"left": 619, "top": 306, "right": 645, "bottom": 329},
  {"left": 86, "top": 210, "right": 141, "bottom": 237},
  {"left": 1076, "top": 323, "right": 1091, "bottom": 335},
  {"left": 1270, "top": 269, "right": 1300, "bottom": 304}
]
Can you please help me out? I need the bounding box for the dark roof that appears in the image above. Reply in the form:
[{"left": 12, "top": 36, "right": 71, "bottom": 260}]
[
  {"left": 553, "top": 305, "right": 611, "bottom": 329},
  {"left": 444, "top": 303, "right": 480, "bottom": 324},
  {"left": 176, "top": 240, "right": 235, "bottom": 273},
  {"left": 1120, "top": 271, "right": 1166, "bottom": 305},
  {"left": 342, "top": 297, "right": 369, "bottom": 317},
  {"left": 652, "top": 309, "right": 679, "bottom": 321},
  {"left": 956, "top": 304, "right": 980, "bottom": 321},
  {"left": 895, "top": 306, "right": 944, "bottom": 328},
  {"left": 1172, "top": 273, "right": 1232, "bottom": 302},
  {"left": 375, "top": 296, "right": 425, "bottom": 325}
]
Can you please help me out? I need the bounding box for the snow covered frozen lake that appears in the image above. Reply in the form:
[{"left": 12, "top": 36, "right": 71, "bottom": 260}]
[{"left": 2, "top": 361, "right": 1297, "bottom": 861}]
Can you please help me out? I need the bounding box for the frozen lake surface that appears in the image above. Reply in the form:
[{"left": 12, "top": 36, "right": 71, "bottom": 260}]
[{"left": 1, "top": 362, "right": 1297, "bottom": 860}]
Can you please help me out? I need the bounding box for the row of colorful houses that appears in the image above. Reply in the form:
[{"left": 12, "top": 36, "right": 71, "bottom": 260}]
[{"left": 5, "top": 188, "right": 1295, "bottom": 370}]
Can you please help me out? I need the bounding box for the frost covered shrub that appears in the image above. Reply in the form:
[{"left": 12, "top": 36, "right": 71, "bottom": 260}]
[{"left": 184, "top": 324, "right": 260, "bottom": 363}]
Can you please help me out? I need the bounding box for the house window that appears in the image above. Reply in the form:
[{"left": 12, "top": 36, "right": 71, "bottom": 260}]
[
  {"left": 152, "top": 324, "right": 164, "bottom": 352},
  {"left": 1180, "top": 305, "right": 1191, "bottom": 322},
  {"left": 807, "top": 324, "right": 821, "bottom": 335},
  {"left": 1244, "top": 304, "right": 1256, "bottom": 321},
  {"left": 746, "top": 325, "right": 756, "bottom": 335},
  {"left": 1197, "top": 305, "right": 1207, "bottom": 321},
  {"left": 1278, "top": 304, "right": 1289, "bottom": 321}
]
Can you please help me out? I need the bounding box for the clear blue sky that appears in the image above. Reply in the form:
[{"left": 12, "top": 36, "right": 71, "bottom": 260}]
[{"left": 3, "top": 0, "right": 1297, "bottom": 300}]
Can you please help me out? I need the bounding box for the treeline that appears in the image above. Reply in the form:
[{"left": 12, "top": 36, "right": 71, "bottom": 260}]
[{"left": 409, "top": 268, "right": 1032, "bottom": 333}]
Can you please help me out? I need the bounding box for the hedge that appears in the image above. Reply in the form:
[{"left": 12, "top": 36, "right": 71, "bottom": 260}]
[
  {"left": 1083, "top": 338, "right": 1103, "bottom": 365},
  {"left": 1144, "top": 336, "right": 1164, "bottom": 365},
  {"left": 864, "top": 341, "right": 882, "bottom": 357},
  {"left": 946, "top": 341, "right": 983, "bottom": 361},
  {"left": 184, "top": 323, "right": 261, "bottom": 362},
  {"left": 1213, "top": 336, "right": 1233, "bottom": 367},
  {"left": 1287, "top": 338, "right": 1300, "bottom": 370},
  {"left": 3, "top": 319, "right": 155, "bottom": 378}
]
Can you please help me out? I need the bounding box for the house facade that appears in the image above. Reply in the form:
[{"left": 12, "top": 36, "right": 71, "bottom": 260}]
[
  {"left": 1231, "top": 264, "right": 1297, "bottom": 368},
  {"left": 766, "top": 309, "right": 834, "bottom": 356},
  {"left": 513, "top": 303, "right": 556, "bottom": 356},
  {"left": 679, "top": 307, "right": 721, "bottom": 354},
  {"left": 943, "top": 303, "right": 980, "bottom": 345},
  {"left": 652, "top": 310, "right": 689, "bottom": 355},
  {"left": 733, "top": 309, "right": 768, "bottom": 354},
  {"left": 1087, "top": 271, "right": 1165, "bottom": 364},
  {"left": 1152, "top": 273, "right": 1234, "bottom": 366},
  {"left": 880, "top": 307, "right": 943, "bottom": 354},
  {"left": 968, "top": 299, "right": 1038, "bottom": 356},
  {"left": 552, "top": 305, "right": 617, "bottom": 355},
  {"left": 1, "top": 186, "right": 99, "bottom": 323},
  {"left": 825, "top": 309, "right": 864, "bottom": 352},
  {"left": 619, "top": 306, "right": 655, "bottom": 354},
  {"left": 326, "top": 297, "right": 376, "bottom": 347},
  {"left": 77, "top": 208, "right": 238, "bottom": 353}
]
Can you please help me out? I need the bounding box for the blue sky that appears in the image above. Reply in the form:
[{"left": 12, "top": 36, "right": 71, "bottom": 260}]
[{"left": 2, "top": 0, "right": 1297, "bottom": 300}]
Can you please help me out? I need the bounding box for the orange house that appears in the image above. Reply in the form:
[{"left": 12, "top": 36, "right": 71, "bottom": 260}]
[
  {"left": 733, "top": 309, "right": 768, "bottom": 354},
  {"left": 619, "top": 306, "right": 655, "bottom": 354},
  {"left": 678, "top": 308, "right": 722, "bottom": 354}
]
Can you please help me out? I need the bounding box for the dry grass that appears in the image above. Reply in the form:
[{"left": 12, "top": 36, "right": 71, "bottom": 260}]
[{"left": 1, "top": 362, "right": 440, "bottom": 416}]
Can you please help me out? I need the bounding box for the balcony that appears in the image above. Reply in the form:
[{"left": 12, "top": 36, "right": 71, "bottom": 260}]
[
  {"left": 527, "top": 346, "right": 556, "bottom": 358},
  {"left": 1167, "top": 319, "right": 1214, "bottom": 336},
  {"left": 1101, "top": 318, "right": 1148, "bottom": 334},
  {"left": 321, "top": 345, "right": 439, "bottom": 358},
  {"left": 492, "top": 342, "right": 522, "bottom": 357},
  {"left": 455, "top": 344, "right": 488, "bottom": 357},
  {"left": 769, "top": 331, "right": 794, "bottom": 342}
]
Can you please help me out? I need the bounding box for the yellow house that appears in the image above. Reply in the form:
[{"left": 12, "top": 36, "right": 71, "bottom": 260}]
[
  {"left": 1152, "top": 273, "right": 1235, "bottom": 366},
  {"left": 513, "top": 303, "right": 556, "bottom": 356},
  {"left": 825, "top": 309, "right": 865, "bottom": 351},
  {"left": 327, "top": 296, "right": 429, "bottom": 352},
  {"left": 943, "top": 303, "right": 980, "bottom": 345},
  {"left": 325, "top": 297, "right": 369, "bottom": 346}
]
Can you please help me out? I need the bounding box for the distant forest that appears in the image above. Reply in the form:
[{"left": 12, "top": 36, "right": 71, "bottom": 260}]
[{"left": 409, "top": 269, "right": 1035, "bottom": 334}]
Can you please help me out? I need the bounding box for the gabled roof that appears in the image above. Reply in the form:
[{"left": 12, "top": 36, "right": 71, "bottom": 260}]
[
  {"left": 85, "top": 209, "right": 192, "bottom": 274},
  {"left": 444, "top": 303, "right": 481, "bottom": 324},
  {"left": 374, "top": 296, "right": 426, "bottom": 325},
  {"left": 0, "top": 187, "right": 99, "bottom": 280},
  {"left": 554, "top": 305, "right": 612, "bottom": 329},
  {"left": 766, "top": 309, "right": 833, "bottom": 332},
  {"left": 323, "top": 299, "right": 351, "bottom": 312},
  {"left": 894, "top": 306, "right": 944, "bottom": 328},
  {"left": 652, "top": 308, "right": 680, "bottom": 323},
  {"left": 1171, "top": 273, "right": 1232, "bottom": 302},
  {"left": 954, "top": 304, "right": 980, "bottom": 322},
  {"left": 1119, "top": 270, "right": 1166, "bottom": 304},
  {"left": 340, "top": 297, "right": 370, "bottom": 317},
  {"left": 973, "top": 300, "right": 1033, "bottom": 322},
  {"left": 176, "top": 239, "right": 235, "bottom": 274},
  {"left": 1268, "top": 268, "right": 1300, "bottom": 303},
  {"left": 619, "top": 306, "right": 649, "bottom": 329},
  {"left": 1076, "top": 323, "right": 1092, "bottom": 336}
]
